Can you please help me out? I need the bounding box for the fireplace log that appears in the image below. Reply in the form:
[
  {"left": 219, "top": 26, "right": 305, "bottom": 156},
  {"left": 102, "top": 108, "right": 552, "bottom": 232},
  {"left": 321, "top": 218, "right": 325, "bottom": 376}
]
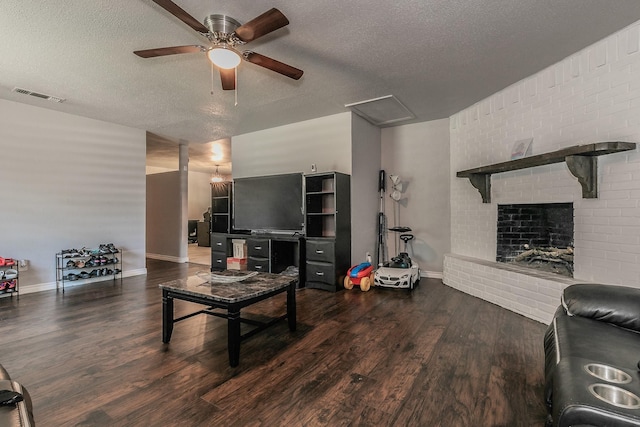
[
  {"left": 527, "top": 255, "right": 574, "bottom": 274},
  {"left": 514, "top": 247, "right": 573, "bottom": 262}
]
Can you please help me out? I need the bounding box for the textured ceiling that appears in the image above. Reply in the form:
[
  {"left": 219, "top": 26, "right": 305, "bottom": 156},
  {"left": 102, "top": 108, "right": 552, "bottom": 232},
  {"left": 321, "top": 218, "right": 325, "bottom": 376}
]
[{"left": 3, "top": 1, "right": 640, "bottom": 174}]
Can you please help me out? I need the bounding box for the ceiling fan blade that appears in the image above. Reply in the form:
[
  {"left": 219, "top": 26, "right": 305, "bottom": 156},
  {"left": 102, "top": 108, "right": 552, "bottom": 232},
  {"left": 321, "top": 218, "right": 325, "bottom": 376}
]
[
  {"left": 244, "top": 52, "right": 303, "bottom": 80},
  {"left": 134, "top": 45, "right": 204, "bottom": 58},
  {"left": 219, "top": 68, "right": 236, "bottom": 91},
  {"left": 234, "top": 8, "right": 289, "bottom": 43},
  {"left": 152, "top": 0, "right": 209, "bottom": 34}
]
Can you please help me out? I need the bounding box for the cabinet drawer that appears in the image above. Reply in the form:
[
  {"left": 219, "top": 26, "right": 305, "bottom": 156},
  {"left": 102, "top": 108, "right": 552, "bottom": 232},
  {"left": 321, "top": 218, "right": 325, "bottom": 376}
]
[
  {"left": 248, "top": 257, "right": 270, "bottom": 272},
  {"left": 305, "top": 260, "right": 335, "bottom": 285},
  {"left": 306, "top": 240, "right": 335, "bottom": 263},
  {"left": 211, "top": 234, "right": 227, "bottom": 252},
  {"left": 211, "top": 252, "right": 227, "bottom": 270},
  {"left": 247, "top": 239, "right": 270, "bottom": 258}
]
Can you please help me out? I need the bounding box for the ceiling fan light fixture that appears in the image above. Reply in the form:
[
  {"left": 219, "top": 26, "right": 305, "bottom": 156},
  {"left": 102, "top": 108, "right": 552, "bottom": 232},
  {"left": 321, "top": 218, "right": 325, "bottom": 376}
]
[{"left": 208, "top": 47, "right": 241, "bottom": 69}]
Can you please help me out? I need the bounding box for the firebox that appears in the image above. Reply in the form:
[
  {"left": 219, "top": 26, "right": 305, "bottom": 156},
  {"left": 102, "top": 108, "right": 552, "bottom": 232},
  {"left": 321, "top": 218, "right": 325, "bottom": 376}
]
[{"left": 496, "top": 203, "right": 574, "bottom": 276}]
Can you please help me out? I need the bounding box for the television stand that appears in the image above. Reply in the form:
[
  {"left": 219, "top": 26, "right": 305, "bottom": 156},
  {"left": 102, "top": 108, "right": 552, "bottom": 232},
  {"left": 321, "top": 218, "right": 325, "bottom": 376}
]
[
  {"left": 211, "top": 233, "right": 305, "bottom": 286},
  {"left": 246, "top": 234, "right": 302, "bottom": 275}
]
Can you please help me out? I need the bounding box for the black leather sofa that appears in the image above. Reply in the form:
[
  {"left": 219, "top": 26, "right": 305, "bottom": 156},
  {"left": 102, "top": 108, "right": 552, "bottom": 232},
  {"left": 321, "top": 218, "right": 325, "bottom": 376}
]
[
  {"left": 0, "top": 364, "right": 35, "bottom": 426},
  {"left": 544, "top": 284, "right": 640, "bottom": 426}
]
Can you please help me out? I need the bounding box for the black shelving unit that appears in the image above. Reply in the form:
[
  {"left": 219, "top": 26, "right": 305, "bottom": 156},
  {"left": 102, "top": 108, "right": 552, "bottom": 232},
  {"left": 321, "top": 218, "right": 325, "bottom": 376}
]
[
  {"left": 304, "top": 172, "right": 351, "bottom": 291},
  {"left": 211, "top": 181, "right": 232, "bottom": 233},
  {"left": 211, "top": 182, "right": 233, "bottom": 270}
]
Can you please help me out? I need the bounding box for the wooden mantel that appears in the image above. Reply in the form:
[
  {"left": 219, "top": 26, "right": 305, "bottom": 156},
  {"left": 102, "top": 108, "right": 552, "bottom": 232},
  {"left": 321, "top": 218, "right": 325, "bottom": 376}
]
[{"left": 457, "top": 142, "right": 637, "bottom": 203}]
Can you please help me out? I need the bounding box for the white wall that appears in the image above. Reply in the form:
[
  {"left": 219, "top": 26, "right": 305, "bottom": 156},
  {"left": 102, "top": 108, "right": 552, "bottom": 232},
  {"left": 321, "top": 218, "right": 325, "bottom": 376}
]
[
  {"left": 232, "top": 112, "right": 353, "bottom": 178},
  {"left": 351, "top": 114, "right": 381, "bottom": 262},
  {"left": 446, "top": 20, "right": 640, "bottom": 322},
  {"left": 381, "top": 119, "right": 451, "bottom": 276},
  {"left": 0, "top": 99, "right": 147, "bottom": 293},
  {"left": 146, "top": 171, "right": 186, "bottom": 263},
  {"left": 232, "top": 112, "right": 386, "bottom": 264}
]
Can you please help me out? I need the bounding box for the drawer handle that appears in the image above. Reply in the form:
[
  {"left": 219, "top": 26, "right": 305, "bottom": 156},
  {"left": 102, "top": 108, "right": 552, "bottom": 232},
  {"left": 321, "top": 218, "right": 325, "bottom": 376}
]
[
  {"left": 315, "top": 272, "right": 324, "bottom": 276},
  {"left": 254, "top": 246, "right": 262, "bottom": 250},
  {"left": 216, "top": 242, "right": 222, "bottom": 246},
  {"left": 315, "top": 250, "right": 324, "bottom": 254},
  {"left": 216, "top": 259, "right": 222, "bottom": 263}
]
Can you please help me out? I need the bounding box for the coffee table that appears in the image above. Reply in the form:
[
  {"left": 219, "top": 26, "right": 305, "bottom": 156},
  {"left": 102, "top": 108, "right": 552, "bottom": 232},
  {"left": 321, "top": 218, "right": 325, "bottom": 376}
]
[{"left": 159, "top": 271, "right": 297, "bottom": 367}]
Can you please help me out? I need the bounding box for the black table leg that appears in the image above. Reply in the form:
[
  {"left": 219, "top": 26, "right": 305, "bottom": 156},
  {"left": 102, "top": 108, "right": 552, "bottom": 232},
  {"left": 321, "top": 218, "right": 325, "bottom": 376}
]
[
  {"left": 162, "top": 290, "right": 174, "bottom": 343},
  {"left": 228, "top": 307, "right": 241, "bottom": 367},
  {"left": 287, "top": 283, "right": 297, "bottom": 332}
]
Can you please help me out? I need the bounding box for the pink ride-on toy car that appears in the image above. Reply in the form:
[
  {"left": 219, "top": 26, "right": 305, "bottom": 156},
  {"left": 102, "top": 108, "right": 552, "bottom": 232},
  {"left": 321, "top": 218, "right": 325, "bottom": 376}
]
[{"left": 344, "top": 262, "right": 374, "bottom": 291}]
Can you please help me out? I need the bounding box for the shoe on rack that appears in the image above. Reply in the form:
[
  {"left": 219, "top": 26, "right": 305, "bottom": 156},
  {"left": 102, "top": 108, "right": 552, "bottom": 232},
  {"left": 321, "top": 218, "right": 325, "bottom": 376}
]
[
  {"left": 67, "top": 273, "right": 78, "bottom": 281},
  {"left": 66, "top": 260, "right": 76, "bottom": 268},
  {"left": 0, "top": 282, "right": 6, "bottom": 293},
  {"left": 75, "top": 260, "right": 86, "bottom": 268},
  {"left": 7, "top": 280, "right": 16, "bottom": 292},
  {"left": 62, "top": 249, "right": 81, "bottom": 258},
  {"left": 4, "top": 269, "right": 17, "bottom": 280},
  {"left": 79, "top": 247, "right": 92, "bottom": 257},
  {"left": 4, "top": 258, "right": 15, "bottom": 266},
  {"left": 79, "top": 271, "right": 90, "bottom": 279}
]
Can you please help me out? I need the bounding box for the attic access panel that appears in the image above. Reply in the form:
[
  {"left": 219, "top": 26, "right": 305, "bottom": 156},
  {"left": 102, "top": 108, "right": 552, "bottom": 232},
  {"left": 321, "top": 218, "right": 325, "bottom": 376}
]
[{"left": 345, "top": 95, "right": 415, "bottom": 126}]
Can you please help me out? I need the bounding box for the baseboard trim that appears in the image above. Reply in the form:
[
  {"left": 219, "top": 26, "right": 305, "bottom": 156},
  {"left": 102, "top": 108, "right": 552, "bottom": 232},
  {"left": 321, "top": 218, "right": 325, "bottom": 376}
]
[
  {"left": 420, "top": 270, "right": 443, "bottom": 279},
  {"left": 146, "top": 253, "right": 189, "bottom": 263},
  {"left": 16, "top": 268, "right": 147, "bottom": 295}
]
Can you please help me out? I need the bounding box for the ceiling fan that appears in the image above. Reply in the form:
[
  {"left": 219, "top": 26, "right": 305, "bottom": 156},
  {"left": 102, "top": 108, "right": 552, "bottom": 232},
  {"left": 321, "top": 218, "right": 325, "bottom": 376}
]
[{"left": 134, "top": 0, "right": 303, "bottom": 91}]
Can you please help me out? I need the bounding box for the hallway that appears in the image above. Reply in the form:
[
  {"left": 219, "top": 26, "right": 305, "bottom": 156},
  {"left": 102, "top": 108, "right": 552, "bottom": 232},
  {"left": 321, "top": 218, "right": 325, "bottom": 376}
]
[{"left": 188, "top": 243, "right": 210, "bottom": 266}]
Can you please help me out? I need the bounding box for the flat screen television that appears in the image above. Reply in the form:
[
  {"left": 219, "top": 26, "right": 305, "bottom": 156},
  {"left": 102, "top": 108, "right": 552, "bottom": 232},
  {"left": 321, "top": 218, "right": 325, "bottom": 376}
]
[{"left": 233, "top": 173, "right": 304, "bottom": 233}]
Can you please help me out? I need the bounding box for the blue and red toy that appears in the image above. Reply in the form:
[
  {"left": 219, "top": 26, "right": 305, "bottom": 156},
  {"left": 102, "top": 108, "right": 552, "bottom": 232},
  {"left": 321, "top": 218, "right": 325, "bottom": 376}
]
[{"left": 344, "top": 262, "right": 375, "bottom": 291}]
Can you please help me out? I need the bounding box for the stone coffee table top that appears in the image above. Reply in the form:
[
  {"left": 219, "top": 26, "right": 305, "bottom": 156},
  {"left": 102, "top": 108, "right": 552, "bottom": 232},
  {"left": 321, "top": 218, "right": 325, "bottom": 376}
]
[{"left": 159, "top": 271, "right": 297, "bottom": 303}]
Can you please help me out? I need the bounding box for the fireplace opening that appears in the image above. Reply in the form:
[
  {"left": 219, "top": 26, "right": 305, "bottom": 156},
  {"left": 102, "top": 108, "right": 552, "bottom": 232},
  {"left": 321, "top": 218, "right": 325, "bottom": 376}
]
[{"left": 497, "top": 203, "right": 574, "bottom": 277}]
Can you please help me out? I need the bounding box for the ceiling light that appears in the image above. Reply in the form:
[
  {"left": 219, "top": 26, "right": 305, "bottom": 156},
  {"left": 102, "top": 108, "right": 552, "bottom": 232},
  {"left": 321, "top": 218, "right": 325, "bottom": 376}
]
[
  {"left": 210, "top": 142, "right": 223, "bottom": 161},
  {"left": 208, "top": 47, "right": 241, "bottom": 69}
]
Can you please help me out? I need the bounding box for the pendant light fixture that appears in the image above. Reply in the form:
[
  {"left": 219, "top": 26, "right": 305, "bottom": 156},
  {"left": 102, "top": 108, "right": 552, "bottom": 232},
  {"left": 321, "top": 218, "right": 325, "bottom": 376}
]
[{"left": 211, "top": 165, "right": 224, "bottom": 183}]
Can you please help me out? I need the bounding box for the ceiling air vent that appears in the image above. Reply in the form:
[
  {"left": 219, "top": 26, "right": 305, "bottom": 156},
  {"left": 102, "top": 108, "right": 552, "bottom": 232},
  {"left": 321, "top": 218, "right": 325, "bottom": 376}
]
[
  {"left": 345, "top": 95, "right": 414, "bottom": 127},
  {"left": 12, "top": 87, "right": 66, "bottom": 103}
]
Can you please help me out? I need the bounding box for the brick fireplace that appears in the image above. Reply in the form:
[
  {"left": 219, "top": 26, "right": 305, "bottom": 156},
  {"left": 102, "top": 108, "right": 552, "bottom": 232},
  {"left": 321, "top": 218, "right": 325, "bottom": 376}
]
[
  {"left": 444, "top": 22, "right": 640, "bottom": 324},
  {"left": 496, "top": 203, "right": 573, "bottom": 277}
]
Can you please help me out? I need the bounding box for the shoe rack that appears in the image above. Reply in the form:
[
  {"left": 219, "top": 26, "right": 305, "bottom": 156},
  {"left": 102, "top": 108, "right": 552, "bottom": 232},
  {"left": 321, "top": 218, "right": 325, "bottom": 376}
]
[
  {"left": 0, "top": 258, "right": 19, "bottom": 299},
  {"left": 55, "top": 244, "right": 122, "bottom": 293}
]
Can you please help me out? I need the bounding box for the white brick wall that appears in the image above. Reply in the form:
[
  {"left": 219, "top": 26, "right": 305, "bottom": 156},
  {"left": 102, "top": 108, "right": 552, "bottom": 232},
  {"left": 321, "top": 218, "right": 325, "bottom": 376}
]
[
  {"left": 444, "top": 254, "right": 579, "bottom": 324},
  {"left": 446, "top": 21, "right": 640, "bottom": 322}
]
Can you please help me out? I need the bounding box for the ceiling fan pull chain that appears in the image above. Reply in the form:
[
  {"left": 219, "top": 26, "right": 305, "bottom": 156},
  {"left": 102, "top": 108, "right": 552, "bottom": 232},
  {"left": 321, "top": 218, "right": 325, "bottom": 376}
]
[{"left": 211, "top": 62, "right": 219, "bottom": 95}]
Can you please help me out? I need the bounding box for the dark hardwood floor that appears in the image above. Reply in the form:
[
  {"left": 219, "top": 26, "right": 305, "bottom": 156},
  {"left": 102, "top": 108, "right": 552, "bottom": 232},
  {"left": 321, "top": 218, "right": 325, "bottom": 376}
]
[{"left": 0, "top": 259, "right": 548, "bottom": 426}]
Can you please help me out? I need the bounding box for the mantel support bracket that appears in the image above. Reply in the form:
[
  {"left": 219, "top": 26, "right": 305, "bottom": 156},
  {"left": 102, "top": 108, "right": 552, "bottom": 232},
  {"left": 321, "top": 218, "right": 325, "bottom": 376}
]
[
  {"left": 467, "top": 174, "right": 491, "bottom": 203},
  {"left": 565, "top": 155, "right": 597, "bottom": 198}
]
